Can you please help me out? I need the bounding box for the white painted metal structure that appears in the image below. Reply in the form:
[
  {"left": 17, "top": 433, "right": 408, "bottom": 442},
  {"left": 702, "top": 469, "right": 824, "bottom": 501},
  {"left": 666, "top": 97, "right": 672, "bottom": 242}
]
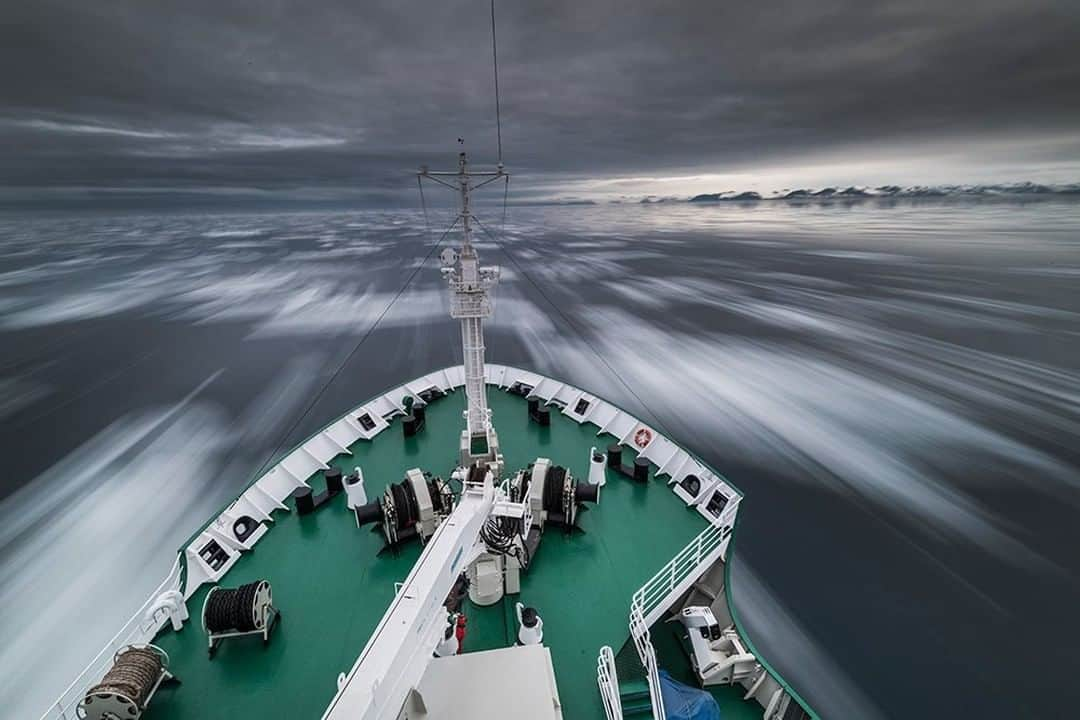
[
  {"left": 634, "top": 515, "right": 737, "bottom": 629},
  {"left": 680, "top": 607, "right": 759, "bottom": 687},
  {"left": 630, "top": 603, "right": 667, "bottom": 720},
  {"left": 412, "top": 644, "right": 564, "bottom": 719},
  {"left": 597, "top": 645, "right": 624, "bottom": 720},
  {"left": 321, "top": 471, "right": 497, "bottom": 720},
  {"left": 423, "top": 153, "right": 505, "bottom": 457}
]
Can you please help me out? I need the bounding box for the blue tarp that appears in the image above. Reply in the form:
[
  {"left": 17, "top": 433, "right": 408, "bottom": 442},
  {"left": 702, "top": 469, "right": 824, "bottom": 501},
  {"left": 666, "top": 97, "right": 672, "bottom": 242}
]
[{"left": 658, "top": 669, "right": 722, "bottom": 720}]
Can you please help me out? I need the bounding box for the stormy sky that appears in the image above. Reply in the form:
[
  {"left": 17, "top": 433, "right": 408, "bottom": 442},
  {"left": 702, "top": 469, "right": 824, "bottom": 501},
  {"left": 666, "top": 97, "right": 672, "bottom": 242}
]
[{"left": 2, "top": 0, "right": 1079, "bottom": 206}]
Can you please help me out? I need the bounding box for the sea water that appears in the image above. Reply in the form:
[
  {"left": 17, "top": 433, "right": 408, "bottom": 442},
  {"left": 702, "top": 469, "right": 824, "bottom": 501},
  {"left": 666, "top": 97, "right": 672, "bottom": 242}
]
[{"left": 1, "top": 199, "right": 1077, "bottom": 719}]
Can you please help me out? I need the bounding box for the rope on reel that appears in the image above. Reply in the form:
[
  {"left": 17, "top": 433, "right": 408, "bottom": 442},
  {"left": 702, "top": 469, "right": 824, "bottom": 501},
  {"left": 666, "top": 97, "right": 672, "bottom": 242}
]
[
  {"left": 202, "top": 580, "right": 278, "bottom": 658},
  {"left": 204, "top": 580, "right": 264, "bottom": 633},
  {"left": 79, "top": 644, "right": 173, "bottom": 720}
]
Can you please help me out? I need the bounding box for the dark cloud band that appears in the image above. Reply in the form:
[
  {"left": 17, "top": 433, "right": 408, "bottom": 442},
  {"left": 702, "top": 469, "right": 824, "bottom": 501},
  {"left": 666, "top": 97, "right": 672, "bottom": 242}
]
[{"left": 2, "top": 0, "right": 1078, "bottom": 206}]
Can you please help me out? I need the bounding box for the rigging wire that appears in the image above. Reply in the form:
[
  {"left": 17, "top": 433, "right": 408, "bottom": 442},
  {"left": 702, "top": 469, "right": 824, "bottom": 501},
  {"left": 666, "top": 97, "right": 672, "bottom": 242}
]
[
  {"left": 418, "top": 174, "right": 433, "bottom": 242},
  {"left": 470, "top": 214, "right": 675, "bottom": 440},
  {"left": 490, "top": 0, "right": 503, "bottom": 164},
  {"left": 247, "top": 214, "right": 459, "bottom": 485},
  {"left": 501, "top": 175, "right": 509, "bottom": 236}
]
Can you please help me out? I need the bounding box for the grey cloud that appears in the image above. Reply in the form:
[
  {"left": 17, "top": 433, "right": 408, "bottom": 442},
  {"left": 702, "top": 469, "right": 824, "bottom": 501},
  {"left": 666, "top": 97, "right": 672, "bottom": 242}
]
[{"left": 1, "top": 0, "right": 1078, "bottom": 206}]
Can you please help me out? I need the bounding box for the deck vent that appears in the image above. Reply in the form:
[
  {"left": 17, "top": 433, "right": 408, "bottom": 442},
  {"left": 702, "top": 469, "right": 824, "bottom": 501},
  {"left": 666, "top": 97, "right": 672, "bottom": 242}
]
[
  {"left": 419, "top": 388, "right": 446, "bottom": 403},
  {"left": 508, "top": 381, "right": 533, "bottom": 397},
  {"left": 198, "top": 539, "right": 229, "bottom": 571},
  {"left": 357, "top": 413, "right": 376, "bottom": 431},
  {"left": 573, "top": 398, "right": 590, "bottom": 415},
  {"left": 680, "top": 474, "right": 701, "bottom": 497},
  {"left": 705, "top": 491, "right": 728, "bottom": 518},
  {"left": 232, "top": 515, "right": 258, "bottom": 542}
]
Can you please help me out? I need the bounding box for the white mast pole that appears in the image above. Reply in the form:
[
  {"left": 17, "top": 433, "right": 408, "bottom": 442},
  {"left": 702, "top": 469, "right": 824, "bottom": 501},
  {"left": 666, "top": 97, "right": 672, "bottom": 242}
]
[
  {"left": 456, "top": 152, "right": 490, "bottom": 442},
  {"left": 421, "top": 0, "right": 507, "bottom": 471},
  {"left": 427, "top": 150, "right": 503, "bottom": 469}
]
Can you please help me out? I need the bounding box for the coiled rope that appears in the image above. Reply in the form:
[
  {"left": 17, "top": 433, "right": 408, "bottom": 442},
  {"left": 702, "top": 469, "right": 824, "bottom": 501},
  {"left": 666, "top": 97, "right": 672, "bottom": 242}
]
[
  {"left": 543, "top": 465, "right": 566, "bottom": 514},
  {"left": 205, "top": 581, "right": 265, "bottom": 633},
  {"left": 87, "top": 646, "right": 162, "bottom": 708}
]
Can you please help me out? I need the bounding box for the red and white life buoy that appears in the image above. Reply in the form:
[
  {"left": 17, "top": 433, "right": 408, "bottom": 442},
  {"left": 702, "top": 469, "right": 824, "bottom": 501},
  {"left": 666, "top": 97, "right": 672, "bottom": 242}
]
[{"left": 633, "top": 427, "right": 653, "bottom": 449}]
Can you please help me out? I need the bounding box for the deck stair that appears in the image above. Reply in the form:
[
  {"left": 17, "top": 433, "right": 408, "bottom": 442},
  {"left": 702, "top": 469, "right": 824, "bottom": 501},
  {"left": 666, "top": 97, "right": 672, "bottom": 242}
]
[{"left": 618, "top": 678, "right": 652, "bottom": 717}]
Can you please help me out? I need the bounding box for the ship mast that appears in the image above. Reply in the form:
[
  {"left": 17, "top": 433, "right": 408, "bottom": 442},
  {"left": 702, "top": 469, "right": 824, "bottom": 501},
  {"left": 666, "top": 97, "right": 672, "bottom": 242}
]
[
  {"left": 417, "top": 0, "right": 508, "bottom": 472},
  {"left": 420, "top": 153, "right": 506, "bottom": 471}
]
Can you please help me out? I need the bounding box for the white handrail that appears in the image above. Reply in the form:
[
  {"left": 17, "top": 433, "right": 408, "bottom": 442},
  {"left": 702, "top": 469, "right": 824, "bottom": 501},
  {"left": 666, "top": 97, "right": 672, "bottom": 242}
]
[
  {"left": 625, "top": 505, "right": 739, "bottom": 720},
  {"left": 629, "top": 604, "right": 666, "bottom": 720},
  {"left": 38, "top": 555, "right": 184, "bottom": 720},
  {"left": 633, "top": 500, "right": 738, "bottom": 626},
  {"left": 597, "top": 645, "right": 624, "bottom": 720}
]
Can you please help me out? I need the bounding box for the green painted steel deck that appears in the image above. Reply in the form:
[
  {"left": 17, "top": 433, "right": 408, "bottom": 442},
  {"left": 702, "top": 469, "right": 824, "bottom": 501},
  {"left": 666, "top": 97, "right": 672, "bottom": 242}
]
[{"left": 147, "top": 387, "right": 765, "bottom": 719}]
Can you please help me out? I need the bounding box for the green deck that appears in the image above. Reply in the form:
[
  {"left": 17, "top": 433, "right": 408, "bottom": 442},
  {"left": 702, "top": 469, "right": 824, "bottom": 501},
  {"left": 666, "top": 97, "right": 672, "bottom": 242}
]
[{"left": 147, "top": 386, "right": 764, "bottom": 719}]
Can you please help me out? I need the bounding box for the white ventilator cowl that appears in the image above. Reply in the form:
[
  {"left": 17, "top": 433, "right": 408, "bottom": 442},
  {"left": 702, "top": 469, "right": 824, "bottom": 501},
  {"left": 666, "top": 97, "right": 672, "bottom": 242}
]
[
  {"left": 516, "top": 602, "right": 544, "bottom": 646},
  {"left": 345, "top": 467, "right": 367, "bottom": 509},
  {"left": 588, "top": 446, "right": 606, "bottom": 487}
]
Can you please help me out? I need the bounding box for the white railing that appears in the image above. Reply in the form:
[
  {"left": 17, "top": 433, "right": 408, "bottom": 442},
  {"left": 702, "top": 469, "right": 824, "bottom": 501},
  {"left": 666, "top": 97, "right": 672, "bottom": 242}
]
[
  {"left": 629, "top": 605, "right": 666, "bottom": 720},
  {"left": 633, "top": 511, "right": 734, "bottom": 627},
  {"left": 597, "top": 645, "right": 624, "bottom": 720},
  {"left": 38, "top": 555, "right": 184, "bottom": 720},
  {"left": 625, "top": 509, "right": 739, "bottom": 720}
]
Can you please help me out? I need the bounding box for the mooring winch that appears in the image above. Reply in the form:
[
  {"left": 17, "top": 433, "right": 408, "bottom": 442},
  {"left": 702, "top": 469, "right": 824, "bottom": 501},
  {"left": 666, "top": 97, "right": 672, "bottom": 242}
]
[{"left": 355, "top": 467, "right": 454, "bottom": 547}]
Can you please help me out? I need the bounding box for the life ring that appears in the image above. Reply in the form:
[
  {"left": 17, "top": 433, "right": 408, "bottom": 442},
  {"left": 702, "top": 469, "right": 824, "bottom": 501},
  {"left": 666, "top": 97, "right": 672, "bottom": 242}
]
[{"left": 633, "top": 427, "right": 653, "bottom": 449}]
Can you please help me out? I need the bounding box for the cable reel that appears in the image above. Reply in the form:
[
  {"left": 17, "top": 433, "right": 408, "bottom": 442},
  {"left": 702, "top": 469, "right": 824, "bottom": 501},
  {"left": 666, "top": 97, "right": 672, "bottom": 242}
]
[
  {"left": 77, "top": 644, "right": 174, "bottom": 720},
  {"left": 202, "top": 580, "right": 279, "bottom": 658},
  {"left": 514, "top": 457, "right": 598, "bottom": 533},
  {"left": 356, "top": 468, "right": 454, "bottom": 547}
]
